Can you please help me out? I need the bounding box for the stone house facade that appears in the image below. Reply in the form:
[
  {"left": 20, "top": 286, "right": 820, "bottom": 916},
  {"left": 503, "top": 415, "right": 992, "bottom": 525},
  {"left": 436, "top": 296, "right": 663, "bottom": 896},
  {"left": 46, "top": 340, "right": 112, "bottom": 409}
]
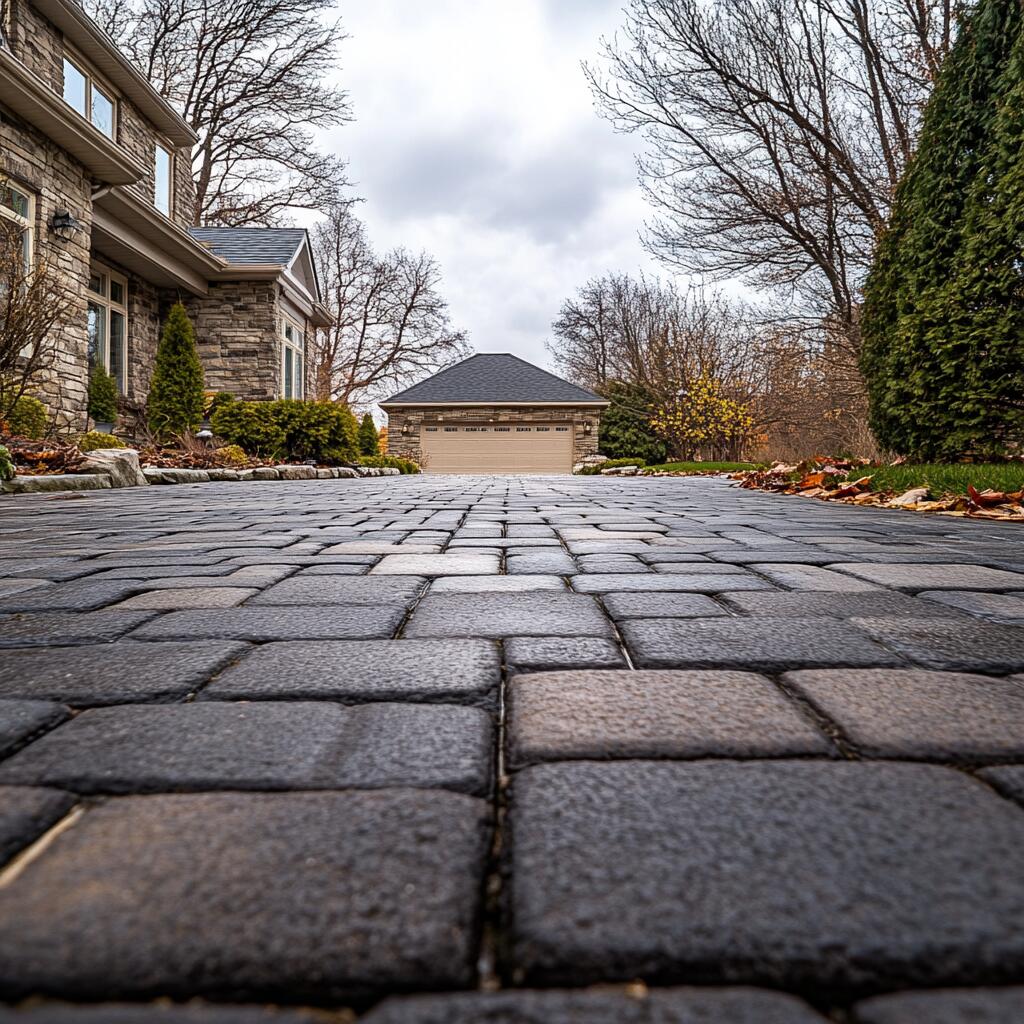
[
  {"left": 381, "top": 354, "right": 607, "bottom": 474},
  {"left": 0, "top": 0, "right": 331, "bottom": 430}
]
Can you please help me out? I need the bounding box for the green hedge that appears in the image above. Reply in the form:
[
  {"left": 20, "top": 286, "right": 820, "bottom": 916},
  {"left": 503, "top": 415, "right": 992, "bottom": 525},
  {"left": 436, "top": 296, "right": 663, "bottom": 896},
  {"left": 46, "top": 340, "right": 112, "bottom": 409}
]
[
  {"left": 4, "top": 395, "right": 48, "bottom": 439},
  {"left": 210, "top": 399, "right": 359, "bottom": 464},
  {"left": 357, "top": 454, "right": 421, "bottom": 474}
]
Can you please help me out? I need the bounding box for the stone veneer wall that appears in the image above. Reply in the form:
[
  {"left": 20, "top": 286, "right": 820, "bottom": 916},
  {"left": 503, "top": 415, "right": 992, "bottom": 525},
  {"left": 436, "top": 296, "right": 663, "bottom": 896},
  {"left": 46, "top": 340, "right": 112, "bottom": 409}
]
[
  {"left": 1, "top": 104, "right": 93, "bottom": 429},
  {"left": 185, "top": 281, "right": 281, "bottom": 400},
  {"left": 386, "top": 405, "right": 603, "bottom": 465}
]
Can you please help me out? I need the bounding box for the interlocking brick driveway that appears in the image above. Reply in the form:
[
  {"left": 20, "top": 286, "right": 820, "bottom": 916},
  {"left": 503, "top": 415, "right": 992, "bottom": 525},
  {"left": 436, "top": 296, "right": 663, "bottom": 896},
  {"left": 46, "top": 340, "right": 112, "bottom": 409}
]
[{"left": 1, "top": 475, "right": 1024, "bottom": 1022}]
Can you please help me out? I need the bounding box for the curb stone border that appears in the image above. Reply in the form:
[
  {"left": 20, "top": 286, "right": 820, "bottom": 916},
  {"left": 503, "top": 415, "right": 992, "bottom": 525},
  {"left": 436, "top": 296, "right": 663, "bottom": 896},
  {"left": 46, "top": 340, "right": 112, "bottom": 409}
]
[{"left": 2, "top": 457, "right": 402, "bottom": 495}]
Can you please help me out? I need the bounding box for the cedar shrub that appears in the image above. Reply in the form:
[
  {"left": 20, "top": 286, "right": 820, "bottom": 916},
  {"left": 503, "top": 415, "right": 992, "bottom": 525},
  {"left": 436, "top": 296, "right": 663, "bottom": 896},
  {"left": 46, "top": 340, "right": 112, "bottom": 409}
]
[
  {"left": 597, "top": 381, "right": 667, "bottom": 463},
  {"left": 357, "top": 412, "right": 379, "bottom": 456},
  {"left": 148, "top": 302, "right": 205, "bottom": 438}
]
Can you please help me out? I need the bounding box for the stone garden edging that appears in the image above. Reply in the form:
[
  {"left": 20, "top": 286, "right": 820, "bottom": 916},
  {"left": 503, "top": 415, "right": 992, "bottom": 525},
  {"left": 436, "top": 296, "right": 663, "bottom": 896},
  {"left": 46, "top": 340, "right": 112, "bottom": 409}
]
[{"left": 2, "top": 448, "right": 402, "bottom": 495}]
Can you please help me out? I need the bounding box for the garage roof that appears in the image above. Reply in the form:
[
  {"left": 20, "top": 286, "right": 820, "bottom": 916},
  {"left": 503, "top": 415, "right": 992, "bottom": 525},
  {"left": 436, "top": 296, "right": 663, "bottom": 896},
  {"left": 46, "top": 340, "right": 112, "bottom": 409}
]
[{"left": 380, "top": 354, "right": 608, "bottom": 406}]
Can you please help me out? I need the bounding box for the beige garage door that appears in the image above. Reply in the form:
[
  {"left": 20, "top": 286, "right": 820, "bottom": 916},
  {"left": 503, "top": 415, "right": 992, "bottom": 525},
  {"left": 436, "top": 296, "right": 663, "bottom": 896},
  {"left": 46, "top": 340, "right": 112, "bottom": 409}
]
[{"left": 421, "top": 424, "right": 573, "bottom": 474}]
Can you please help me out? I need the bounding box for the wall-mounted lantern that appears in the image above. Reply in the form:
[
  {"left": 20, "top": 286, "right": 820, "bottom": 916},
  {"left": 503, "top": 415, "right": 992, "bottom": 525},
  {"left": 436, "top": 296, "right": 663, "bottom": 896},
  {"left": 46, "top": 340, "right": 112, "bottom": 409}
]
[
  {"left": 583, "top": 421, "right": 593, "bottom": 436},
  {"left": 50, "top": 210, "right": 82, "bottom": 236}
]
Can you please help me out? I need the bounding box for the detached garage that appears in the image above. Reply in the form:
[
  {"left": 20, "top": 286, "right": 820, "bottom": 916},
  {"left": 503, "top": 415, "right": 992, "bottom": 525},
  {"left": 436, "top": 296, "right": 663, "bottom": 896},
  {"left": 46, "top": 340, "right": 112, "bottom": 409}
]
[{"left": 381, "top": 354, "right": 608, "bottom": 475}]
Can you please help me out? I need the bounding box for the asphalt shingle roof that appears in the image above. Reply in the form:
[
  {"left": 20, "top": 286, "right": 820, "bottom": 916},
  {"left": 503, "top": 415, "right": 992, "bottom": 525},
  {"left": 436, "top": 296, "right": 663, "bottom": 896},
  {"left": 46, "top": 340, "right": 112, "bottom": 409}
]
[
  {"left": 381, "top": 354, "right": 607, "bottom": 405},
  {"left": 187, "top": 227, "right": 308, "bottom": 265}
]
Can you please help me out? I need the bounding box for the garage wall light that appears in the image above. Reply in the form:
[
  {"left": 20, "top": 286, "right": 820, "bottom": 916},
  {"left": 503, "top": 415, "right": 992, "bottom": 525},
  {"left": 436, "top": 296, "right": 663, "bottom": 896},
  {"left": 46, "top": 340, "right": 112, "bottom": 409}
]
[{"left": 583, "top": 421, "right": 593, "bottom": 435}]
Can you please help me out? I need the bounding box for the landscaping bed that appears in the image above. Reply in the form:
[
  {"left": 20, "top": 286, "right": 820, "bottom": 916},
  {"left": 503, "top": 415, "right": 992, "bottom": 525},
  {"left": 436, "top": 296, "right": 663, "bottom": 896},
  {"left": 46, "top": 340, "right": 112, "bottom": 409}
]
[{"left": 734, "top": 456, "right": 1024, "bottom": 521}]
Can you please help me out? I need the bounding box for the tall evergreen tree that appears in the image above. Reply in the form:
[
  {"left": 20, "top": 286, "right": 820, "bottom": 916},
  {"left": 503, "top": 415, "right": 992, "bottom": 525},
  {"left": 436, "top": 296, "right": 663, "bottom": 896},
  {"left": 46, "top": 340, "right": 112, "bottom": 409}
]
[
  {"left": 148, "top": 302, "right": 205, "bottom": 439},
  {"left": 357, "top": 412, "right": 379, "bottom": 456},
  {"left": 861, "top": 0, "right": 1024, "bottom": 459}
]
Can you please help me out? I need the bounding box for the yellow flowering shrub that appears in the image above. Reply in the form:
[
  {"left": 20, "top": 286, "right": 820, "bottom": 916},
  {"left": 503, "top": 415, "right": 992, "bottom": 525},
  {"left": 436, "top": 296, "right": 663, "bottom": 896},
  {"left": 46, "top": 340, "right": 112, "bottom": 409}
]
[{"left": 650, "top": 375, "right": 754, "bottom": 461}]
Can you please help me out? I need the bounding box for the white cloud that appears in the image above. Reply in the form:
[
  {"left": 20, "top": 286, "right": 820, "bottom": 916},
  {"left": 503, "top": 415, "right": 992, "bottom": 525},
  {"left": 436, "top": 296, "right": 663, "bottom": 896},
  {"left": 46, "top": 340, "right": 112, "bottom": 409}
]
[{"left": 319, "top": 0, "right": 660, "bottom": 371}]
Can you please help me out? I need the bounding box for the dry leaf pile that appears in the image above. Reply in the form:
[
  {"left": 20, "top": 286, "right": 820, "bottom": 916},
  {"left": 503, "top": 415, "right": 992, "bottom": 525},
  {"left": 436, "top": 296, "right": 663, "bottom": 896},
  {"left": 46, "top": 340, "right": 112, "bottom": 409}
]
[
  {"left": 4, "top": 437, "right": 87, "bottom": 476},
  {"left": 733, "top": 456, "right": 1024, "bottom": 521}
]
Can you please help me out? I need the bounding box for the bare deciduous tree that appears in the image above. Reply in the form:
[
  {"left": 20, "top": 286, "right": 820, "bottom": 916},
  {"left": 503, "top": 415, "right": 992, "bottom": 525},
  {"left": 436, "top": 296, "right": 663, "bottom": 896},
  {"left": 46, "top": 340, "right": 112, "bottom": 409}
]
[
  {"left": 0, "top": 218, "right": 71, "bottom": 424},
  {"left": 86, "top": 0, "right": 352, "bottom": 226},
  {"left": 310, "top": 204, "right": 469, "bottom": 406},
  {"left": 586, "top": 0, "right": 954, "bottom": 342}
]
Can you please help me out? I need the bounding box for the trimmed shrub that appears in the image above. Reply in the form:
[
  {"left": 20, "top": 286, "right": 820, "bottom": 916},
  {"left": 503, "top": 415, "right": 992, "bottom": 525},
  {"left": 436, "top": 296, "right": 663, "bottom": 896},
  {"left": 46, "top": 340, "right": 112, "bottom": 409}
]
[
  {"left": 358, "top": 413, "right": 379, "bottom": 456},
  {"left": 211, "top": 400, "right": 359, "bottom": 464},
  {"left": 5, "top": 395, "right": 48, "bottom": 439},
  {"left": 78, "top": 431, "right": 125, "bottom": 452},
  {"left": 0, "top": 444, "right": 14, "bottom": 481},
  {"left": 211, "top": 402, "right": 286, "bottom": 458},
  {"left": 214, "top": 444, "right": 249, "bottom": 467},
  {"left": 87, "top": 365, "right": 119, "bottom": 425},
  {"left": 148, "top": 302, "right": 205, "bottom": 438},
  {"left": 207, "top": 391, "right": 235, "bottom": 417},
  {"left": 598, "top": 381, "right": 667, "bottom": 463},
  {"left": 357, "top": 454, "right": 421, "bottom": 474},
  {"left": 576, "top": 457, "right": 646, "bottom": 475}
]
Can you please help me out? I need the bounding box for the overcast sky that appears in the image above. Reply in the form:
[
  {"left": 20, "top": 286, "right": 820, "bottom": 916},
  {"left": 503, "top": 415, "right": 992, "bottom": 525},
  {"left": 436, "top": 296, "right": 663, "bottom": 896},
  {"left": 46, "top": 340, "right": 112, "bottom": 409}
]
[{"left": 321, "top": 0, "right": 658, "bottom": 372}]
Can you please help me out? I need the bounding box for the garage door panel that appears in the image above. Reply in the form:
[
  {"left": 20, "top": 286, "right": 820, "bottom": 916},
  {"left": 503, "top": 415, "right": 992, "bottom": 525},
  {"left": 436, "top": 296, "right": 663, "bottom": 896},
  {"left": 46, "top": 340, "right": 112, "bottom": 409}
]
[{"left": 422, "top": 424, "right": 573, "bottom": 474}]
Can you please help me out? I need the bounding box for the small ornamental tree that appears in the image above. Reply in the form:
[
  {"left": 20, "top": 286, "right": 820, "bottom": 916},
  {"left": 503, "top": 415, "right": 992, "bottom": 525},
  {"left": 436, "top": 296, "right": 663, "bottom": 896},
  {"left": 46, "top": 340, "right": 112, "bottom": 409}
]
[
  {"left": 357, "top": 412, "right": 379, "bottom": 456},
  {"left": 860, "top": 0, "right": 1024, "bottom": 458},
  {"left": 148, "top": 302, "right": 205, "bottom": 438},
  {"left": 377, "top": 425, "right": 389, "bottom": 453},
  {"left": 650, "top": 375, "right": 753, "bottom": 461},
  {"left": 598, "top": 381, "right": 667, "bottom": 463},
  {"left": 87, "top": 364, "right": 119, "bottom": 425}
]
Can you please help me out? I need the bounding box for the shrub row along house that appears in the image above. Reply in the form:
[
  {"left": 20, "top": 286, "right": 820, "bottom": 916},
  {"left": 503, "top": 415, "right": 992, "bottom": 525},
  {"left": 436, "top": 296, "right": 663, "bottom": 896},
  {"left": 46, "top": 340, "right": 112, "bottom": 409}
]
[{"left": 0, "top": 0, "right": 330, "bottom": 430}]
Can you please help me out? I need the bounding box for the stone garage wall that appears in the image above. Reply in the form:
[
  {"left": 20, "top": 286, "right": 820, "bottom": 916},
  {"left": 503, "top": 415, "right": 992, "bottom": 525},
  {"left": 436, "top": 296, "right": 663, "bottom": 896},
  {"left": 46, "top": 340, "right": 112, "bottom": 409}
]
[{"left": 385, "top": 405, "right": 603, "bottom": 466}]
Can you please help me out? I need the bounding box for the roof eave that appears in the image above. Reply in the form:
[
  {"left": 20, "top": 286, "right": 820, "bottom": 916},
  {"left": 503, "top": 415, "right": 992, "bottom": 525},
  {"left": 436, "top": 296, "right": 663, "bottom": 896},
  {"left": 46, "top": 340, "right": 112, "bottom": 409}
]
[
  {"left": 378, "top": 400, "right": 610, "bottom": 409},
  {"left": 31, "top": 0, "right": 198, "bottom": 147},
  {"left": 0, "top": 50, "right": 147, "bottom": 184}
]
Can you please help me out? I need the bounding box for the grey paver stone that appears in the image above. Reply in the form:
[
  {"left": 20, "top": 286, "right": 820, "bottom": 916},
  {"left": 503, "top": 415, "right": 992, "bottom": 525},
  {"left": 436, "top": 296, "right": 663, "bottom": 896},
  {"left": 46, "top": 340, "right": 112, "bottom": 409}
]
[
  {"left": 363, "top": 987, "right": 829, "bottom": 1023},
  {"left": 622, "top": 617, "right": 902, "bottom": 671},
  {"left": 602, "top": 593, "right": 725, "bottom": 619},
  {"left": 404, "top": 593, "right": 614, "bottom": 639},
  {"left": 508, "top": 670, "right": 831, "bottom": 768},
  {"left": 128, "top": 606, "right": 407, "bottom": 642},
  {"left": 0, "top": 641, "right": 250, "bottom": 705},
  {"left": 371, "top": 554, "right": 500, "bottom": 575},
  {"left": 0, "top": 1006, "right": 318, "bottom": 1022},
  {"left": 852, "top": 987, "right": 1024, "bottom": 1023},
  {"left": 573, "top": 573, "right": 773, "bottom": 594},
  {"left": 0, "top": 702, "right": 492, "bottom": 796},
  {"left": 976, "top": 765, "right": 1024, "bottom": 806},
  {"left": 0, "top": 785, "right": 74, "bottom": 865},
  {"left": 784, "top": 669, "right": 1024, "bottom": 761},
  {"left": 918, "top": 590, "right": 1024, "bottom": 623},
  {"left": 828, "top": 563, "right": 1024, "bottom": 591},
  {"left": 506, "top": 551, "right": 577, "bottom": 574},
  {"left": 749, "top": 564, "right": 882, "bottom": 591},
  {"left": 0, "top": 790, "right": 490, "bottom": 999},
  {"left": 0, "top": 612, "right": 157, "bottom": 648},
  {"left": 504, "top": 637, "right": 628, "bottom": 674},
  {"left": 720, "top": 591, "right": 968, "bottom": 619},
  {"left": 0, "top": 699, "right": 69, "bottom": 756},
  {"left": 852, "top": 618, "right": 1024, "bottom": 673},
  {"left": 201, "top": 639, "right": 500, "bottom": 708},
  {"left": 246, "top": 576, "right": 426, "bottom": 606},
  {"left": 113, "top": 588, "right": 259, "bottom": 609},
  {"left": 429, "top": 575, "right": 566, "bottom": 593},
  {"left": 508, "top": 761, "right": 1024, "bottom": 989}
]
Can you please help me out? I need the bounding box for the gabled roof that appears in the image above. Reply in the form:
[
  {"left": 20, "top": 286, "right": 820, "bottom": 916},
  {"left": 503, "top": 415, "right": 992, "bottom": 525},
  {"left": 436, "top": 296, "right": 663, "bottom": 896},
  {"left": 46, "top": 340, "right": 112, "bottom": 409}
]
[
  {"left": 187, "top": 227, "right": 310, "bottom": 265},
  {"left": 380, "top": 353, "right": 608, "bottom": 406}
]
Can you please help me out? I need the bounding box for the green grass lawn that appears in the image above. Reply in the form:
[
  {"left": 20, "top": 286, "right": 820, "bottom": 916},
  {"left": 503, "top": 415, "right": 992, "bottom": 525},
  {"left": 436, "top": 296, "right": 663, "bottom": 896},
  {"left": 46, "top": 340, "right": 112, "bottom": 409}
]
[
  {"left": 841, "top": 463, "right": 1024, "bottom": 495},
  {"left": 645, "top": 461, "right": 760, "bottom": 474}
]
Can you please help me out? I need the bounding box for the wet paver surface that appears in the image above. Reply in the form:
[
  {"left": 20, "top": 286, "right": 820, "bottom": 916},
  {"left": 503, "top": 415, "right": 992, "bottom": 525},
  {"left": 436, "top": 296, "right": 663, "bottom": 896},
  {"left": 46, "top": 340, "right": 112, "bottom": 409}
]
[{"left": 1, "top": 474, "right": 1023, "bottom": 1022}]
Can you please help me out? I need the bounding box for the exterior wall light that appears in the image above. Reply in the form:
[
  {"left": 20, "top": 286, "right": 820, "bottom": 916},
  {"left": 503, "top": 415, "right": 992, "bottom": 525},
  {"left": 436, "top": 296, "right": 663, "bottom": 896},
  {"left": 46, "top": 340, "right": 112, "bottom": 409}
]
[
  {"left": 401, "top": 422, "right": 411, "bottom": 436},
  {"left": 583, "top": 421, "right": 593, "bottom": 435},
  {"left": 50, "top": 210, "right": 82, "bottom": 235}
]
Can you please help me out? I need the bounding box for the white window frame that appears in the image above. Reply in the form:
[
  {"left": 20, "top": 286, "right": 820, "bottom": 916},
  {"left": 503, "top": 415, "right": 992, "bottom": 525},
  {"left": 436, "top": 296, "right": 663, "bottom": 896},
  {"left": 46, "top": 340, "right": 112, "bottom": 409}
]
[
  {"left": 281, "top": 316, "right": 305, "bottom": 399},
  {"left": 154, "top": 143, "right": 173, "bottom": 217},
  {"left": 87, "top": 262, "right": 128, "bottom": 393},
  {"left": 0, "top": 183, "right": 33, "bottom": 276},
  {"left": 61, "top": 52, "right": 117, "bottom": 140}
]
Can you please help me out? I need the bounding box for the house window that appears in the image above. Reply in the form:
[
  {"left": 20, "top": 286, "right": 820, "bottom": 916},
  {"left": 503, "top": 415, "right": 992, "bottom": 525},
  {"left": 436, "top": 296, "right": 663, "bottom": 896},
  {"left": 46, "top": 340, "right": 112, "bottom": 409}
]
[
  {"left": 281, "top": 318, "right": 304, "bottom": 399},
  {"left": 0, "top": 183, "right": 33, "bottom": 276},
  {"left": 154, "top": 145, "right": 172, "bottom": 216},
  {"left": 62, "top": 56, "right": 116, "bottom": 139},
  {"left": 87, "top": 264, "right": 127, "bottom": 393}
]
